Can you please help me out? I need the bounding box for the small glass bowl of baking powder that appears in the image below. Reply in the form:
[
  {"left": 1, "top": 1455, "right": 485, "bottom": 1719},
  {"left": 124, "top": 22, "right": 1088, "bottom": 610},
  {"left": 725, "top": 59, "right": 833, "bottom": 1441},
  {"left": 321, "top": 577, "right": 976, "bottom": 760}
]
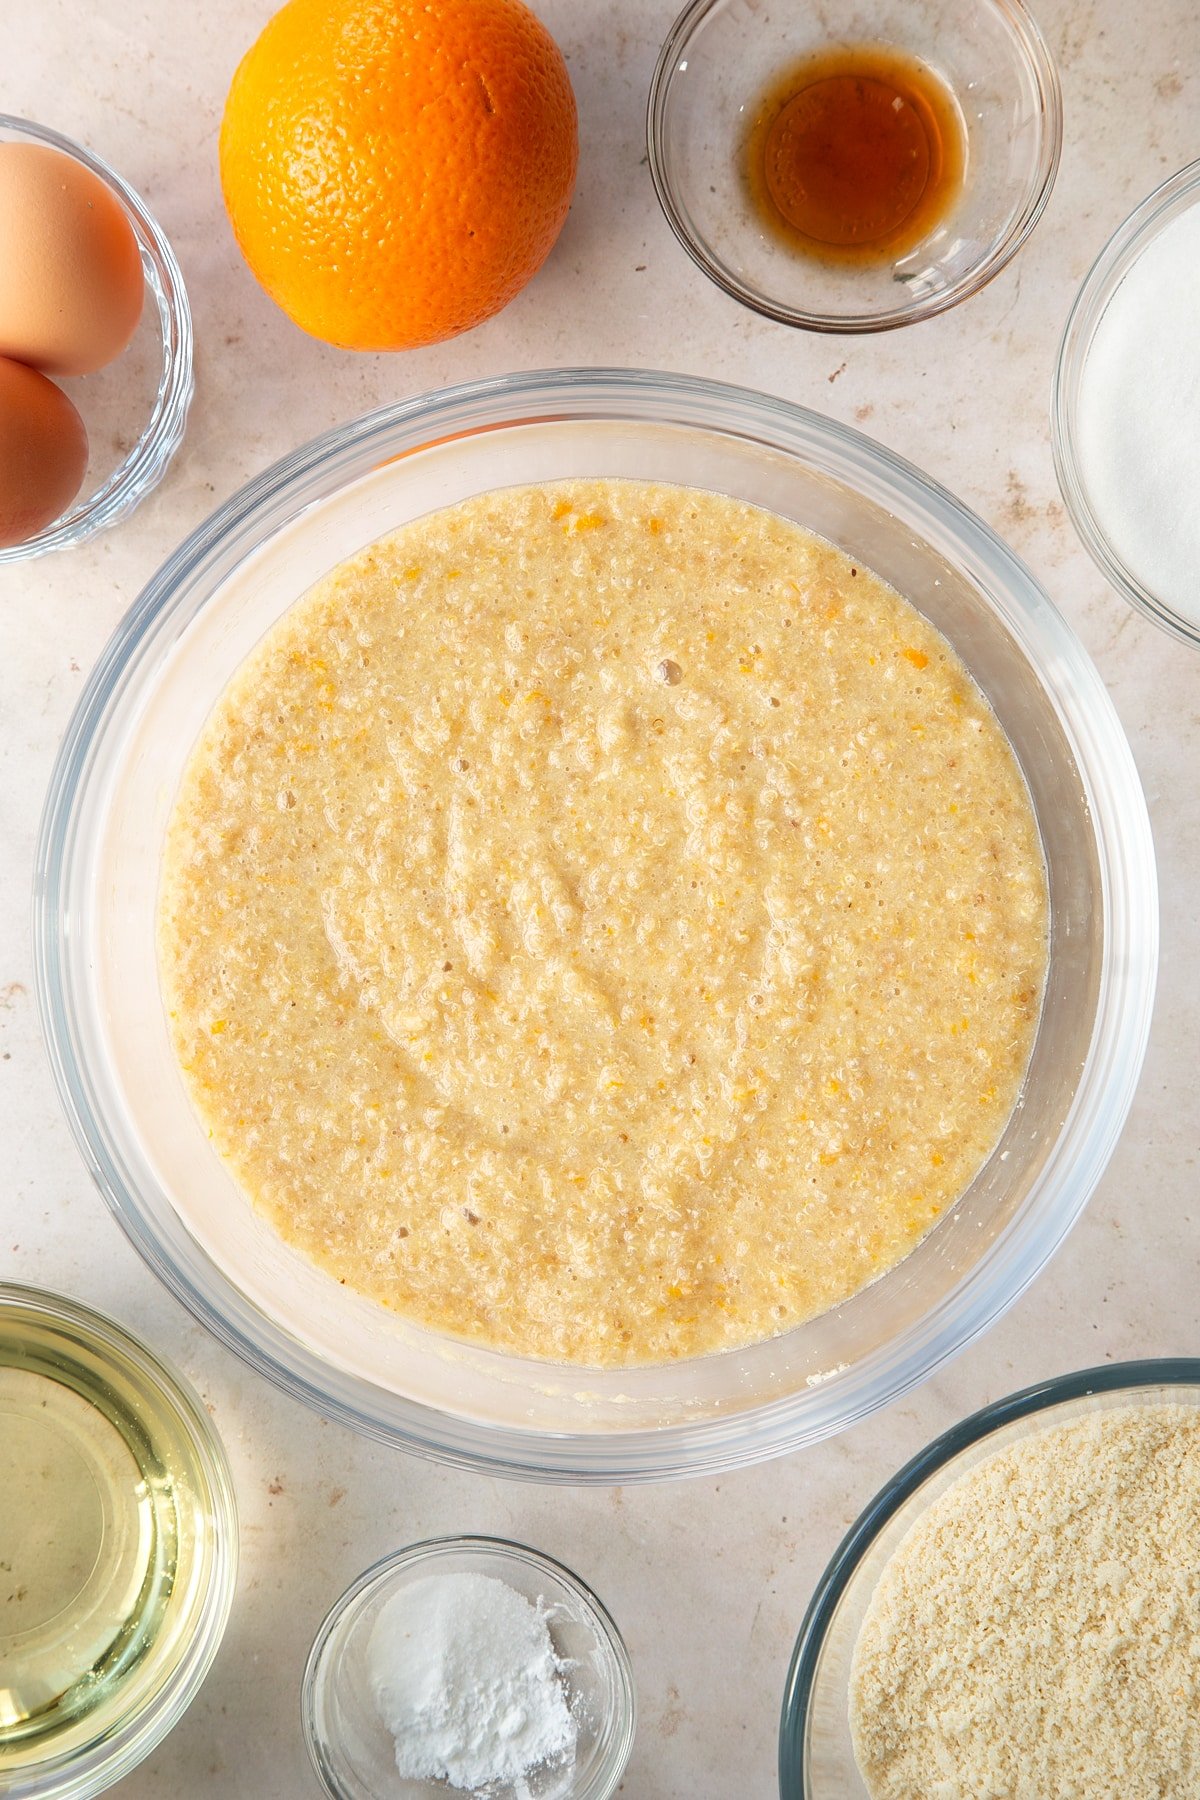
[
  {"left": 1053, "top": 158, "right": 1200, "bottom": 647},
  {"left": 778, "top": 1359, "right": 1200, "bottom": 1796},
  {"left": 302, "top": 1535, "right": 636, "bottom": 1800}
]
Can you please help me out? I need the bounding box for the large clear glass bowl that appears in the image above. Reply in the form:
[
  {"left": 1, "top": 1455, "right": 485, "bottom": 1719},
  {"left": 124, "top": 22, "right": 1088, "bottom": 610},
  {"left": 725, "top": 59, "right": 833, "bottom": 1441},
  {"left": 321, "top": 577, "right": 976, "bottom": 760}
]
[
  {"left": 33, "top": 368, "right": 1156, "bottom": 1483},
  {"left": 778, "top": 1360, "right": 1200, "bottom": 1796}
]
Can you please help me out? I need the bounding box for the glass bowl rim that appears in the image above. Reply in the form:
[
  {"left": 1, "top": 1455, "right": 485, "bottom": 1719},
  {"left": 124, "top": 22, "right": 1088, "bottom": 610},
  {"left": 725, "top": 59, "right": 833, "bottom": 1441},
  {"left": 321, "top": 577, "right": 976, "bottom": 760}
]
[
  {"left": 0, "top": 112, "right": 193, "bottom": 565},
  {"left": 0, "top": 1280, "right": 238, "bottom": 1799},
  {"left": 777, "top": 1356, "right": 1200, "bottom": 1795},
  {"left": 33, "top": 365, "right": 1157, "bottom": 1484},
  {"left": 645, "top": 0, "right": 1064, "bottom": 334},
  {"left": 1051, "top": 156, "right": 1200, "bottom": 648},
  {"left": 301, "top": 1532, "right": 637, "bottom": 1800}
]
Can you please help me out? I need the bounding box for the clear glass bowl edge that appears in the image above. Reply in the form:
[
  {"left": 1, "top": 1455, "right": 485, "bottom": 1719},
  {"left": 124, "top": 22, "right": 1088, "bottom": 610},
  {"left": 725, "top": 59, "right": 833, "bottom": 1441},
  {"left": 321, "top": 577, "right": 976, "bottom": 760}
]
[{"left": 32, "top": 367, "right": 1157, "bottom": 1484}]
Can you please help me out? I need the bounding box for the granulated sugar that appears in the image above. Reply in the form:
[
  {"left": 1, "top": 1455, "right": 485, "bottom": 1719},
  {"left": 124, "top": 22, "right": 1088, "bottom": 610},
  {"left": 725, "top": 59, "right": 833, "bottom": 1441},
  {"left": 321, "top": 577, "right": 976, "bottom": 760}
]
[
  {"left": 850, "top": 1403, "right": 1200, "bottom": 1799},
  {"left": 366, "top": 1570, "right": 575, "bottom": 1795},
  {"left": 1076, "top": 200, "right": 1200, "bottom": 625}
]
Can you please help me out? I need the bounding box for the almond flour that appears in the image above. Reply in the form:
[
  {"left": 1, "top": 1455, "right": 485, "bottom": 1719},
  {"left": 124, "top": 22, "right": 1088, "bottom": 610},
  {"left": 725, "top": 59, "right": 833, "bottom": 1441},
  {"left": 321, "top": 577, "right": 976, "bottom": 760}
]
[{"left": 850, "top": 1403, "right": 1200, "bottom": 1799}]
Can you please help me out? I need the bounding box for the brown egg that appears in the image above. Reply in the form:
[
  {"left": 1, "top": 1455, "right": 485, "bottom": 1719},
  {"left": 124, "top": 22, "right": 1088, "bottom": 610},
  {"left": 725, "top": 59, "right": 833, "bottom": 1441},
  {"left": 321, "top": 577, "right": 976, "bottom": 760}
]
[
  {"left": 0, "top": 353, "right": 89, "bottom": 548},
  {"left": 0, "top": 142, "right": 144, "bottom": 376}
]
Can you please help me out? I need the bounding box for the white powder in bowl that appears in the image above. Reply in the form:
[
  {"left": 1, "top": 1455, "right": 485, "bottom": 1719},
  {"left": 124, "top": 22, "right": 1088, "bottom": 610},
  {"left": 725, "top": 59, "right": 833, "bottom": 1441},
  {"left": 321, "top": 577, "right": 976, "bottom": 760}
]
[
  {"left": 850, "top": 1403, "right": 1200, "bottom": 1799},
  {"left": 1076, "top": 200, "right": 1200, "bottom": 625},
  {"left": 366, "top": 1570, "right": 576, "bottom": 1794}
]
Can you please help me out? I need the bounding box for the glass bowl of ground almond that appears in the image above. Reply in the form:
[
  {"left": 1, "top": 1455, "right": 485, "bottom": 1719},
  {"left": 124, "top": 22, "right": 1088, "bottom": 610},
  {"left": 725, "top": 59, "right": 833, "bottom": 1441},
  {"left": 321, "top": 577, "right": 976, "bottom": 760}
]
[
  {"left": 35, "top": 368, "right": 1155, "bottom": 1483},
  {"left": 779, "top": 1361, "right": 1200, "bottom": 1797}
]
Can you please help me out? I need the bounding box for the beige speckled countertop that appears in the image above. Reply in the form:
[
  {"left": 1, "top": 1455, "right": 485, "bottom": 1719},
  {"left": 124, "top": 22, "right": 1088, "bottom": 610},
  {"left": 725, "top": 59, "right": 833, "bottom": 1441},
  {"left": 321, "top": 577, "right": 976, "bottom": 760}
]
[{"left": 3, "top": 2, "right": 1199, "bottom": 1794}]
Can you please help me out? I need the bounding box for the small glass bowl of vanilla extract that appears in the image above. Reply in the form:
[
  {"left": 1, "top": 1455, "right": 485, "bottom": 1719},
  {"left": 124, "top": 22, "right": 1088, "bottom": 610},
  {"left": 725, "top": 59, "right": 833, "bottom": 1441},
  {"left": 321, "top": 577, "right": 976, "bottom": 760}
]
[
  {"left": 0, "top": 1285, "right": 237, "bottom": 1798},
  {"left": 647, "top": 0, "right": 1062, "bottom": 332}
]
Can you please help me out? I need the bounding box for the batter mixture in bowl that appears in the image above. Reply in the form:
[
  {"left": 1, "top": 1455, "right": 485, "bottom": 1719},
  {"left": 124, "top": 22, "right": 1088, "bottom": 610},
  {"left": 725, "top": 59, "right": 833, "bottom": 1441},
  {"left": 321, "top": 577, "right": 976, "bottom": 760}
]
[{"left": 158, "top": 479, "right": 1047, "bottom": 1366}]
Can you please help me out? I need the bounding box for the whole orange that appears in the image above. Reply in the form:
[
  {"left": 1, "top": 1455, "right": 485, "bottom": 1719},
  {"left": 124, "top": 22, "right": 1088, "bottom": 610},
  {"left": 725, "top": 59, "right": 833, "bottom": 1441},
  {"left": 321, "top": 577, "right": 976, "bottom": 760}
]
[{"left": 219, "top": 0, "right": 578, "bottom": 351}]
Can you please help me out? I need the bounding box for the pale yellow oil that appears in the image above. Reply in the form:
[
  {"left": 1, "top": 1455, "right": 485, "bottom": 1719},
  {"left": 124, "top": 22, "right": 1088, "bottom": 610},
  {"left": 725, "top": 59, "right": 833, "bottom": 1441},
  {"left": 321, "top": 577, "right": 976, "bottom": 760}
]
[{"left": 0, "top": 1303, "right": 212, "bottom": 1772}]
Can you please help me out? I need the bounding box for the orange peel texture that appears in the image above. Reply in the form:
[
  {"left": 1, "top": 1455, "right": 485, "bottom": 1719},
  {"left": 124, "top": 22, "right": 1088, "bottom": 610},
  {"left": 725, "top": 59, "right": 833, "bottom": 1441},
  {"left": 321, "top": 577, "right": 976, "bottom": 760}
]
[{"left": 219, "top": 0, "right": 578, "bottom": 351}]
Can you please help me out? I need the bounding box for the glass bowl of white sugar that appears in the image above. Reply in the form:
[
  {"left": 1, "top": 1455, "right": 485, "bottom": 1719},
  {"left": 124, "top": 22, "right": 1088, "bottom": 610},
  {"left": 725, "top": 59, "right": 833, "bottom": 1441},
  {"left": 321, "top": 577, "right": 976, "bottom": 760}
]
[
  {"left": 1054, "top": 159, "right": 1200, "bottom": 647},
  {"left": 302, "top": 1535, "right": 636, "bottom": 1800}
]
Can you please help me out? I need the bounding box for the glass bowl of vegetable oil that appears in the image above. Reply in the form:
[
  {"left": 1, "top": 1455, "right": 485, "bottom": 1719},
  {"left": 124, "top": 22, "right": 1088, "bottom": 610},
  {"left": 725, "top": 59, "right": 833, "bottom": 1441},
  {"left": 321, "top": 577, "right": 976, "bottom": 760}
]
[{"left": 0, "top": 1284, "right": 237, "bottom": 1798}]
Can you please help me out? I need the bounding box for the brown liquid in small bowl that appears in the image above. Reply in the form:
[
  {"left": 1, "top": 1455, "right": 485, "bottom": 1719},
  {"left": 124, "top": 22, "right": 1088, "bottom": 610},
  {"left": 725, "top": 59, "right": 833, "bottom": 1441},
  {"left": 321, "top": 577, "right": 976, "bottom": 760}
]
[{"left": 744, "top": 44, "right": 966, "bottom": 266}]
